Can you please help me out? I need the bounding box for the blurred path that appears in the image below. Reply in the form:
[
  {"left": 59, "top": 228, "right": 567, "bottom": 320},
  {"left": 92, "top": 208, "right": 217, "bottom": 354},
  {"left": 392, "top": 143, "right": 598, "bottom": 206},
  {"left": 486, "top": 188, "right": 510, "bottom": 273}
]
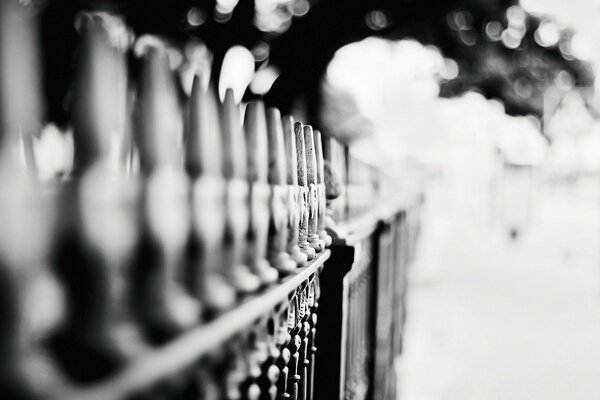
[{"left": 397, "top": 178, "right": 600, "bottom": 400}]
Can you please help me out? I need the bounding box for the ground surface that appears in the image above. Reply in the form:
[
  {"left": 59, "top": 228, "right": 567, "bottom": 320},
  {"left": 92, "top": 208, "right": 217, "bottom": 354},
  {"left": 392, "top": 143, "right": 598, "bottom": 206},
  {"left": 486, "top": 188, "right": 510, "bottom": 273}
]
[{"left": 398, "top": 177, "right": 600, "bottom": 400}]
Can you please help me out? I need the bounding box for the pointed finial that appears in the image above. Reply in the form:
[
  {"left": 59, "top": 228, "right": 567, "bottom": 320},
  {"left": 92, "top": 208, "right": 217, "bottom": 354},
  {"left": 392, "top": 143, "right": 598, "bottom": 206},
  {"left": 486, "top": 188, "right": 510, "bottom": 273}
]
[
  {"left": 186, "top": 74, "right": 222, "bottom": 177},
  {"left": 282, "top": 116, "right": 298, "bottom": 186},
  {"left": 282, "top": 115, "right": 307, "bottom": 265},
  {"left": 243, "top": 101, "right": 269, "bottom": 183},
  {"left": 0, "top": 0, "right": 43, "bottom": 168},
  {"left": 266, "top": 108, "right": 287, "bottom": 186},
  {"left": 266, "top": 108, "right": 296, "bottom": 274},
  {"left": 220, "top": 88, "right": 246, "bottom": 180},
  {"left": 72, "top": 12, "right": 130, "bottom": 171},
  {"left": 314, "top": 129, "right": 332, "bottom": 247},
  {"left": 294, "top": 122, "right": 307, "bottom": 187},
  {"left": 314, "top": 130, "right": 325, "bottom": 185},
  {"left": 135, "top": 38, "right": 183, "bottom": 172},
  {"left": 303, "top": 125, "right": 317, "bottom": 187},
  {"left": 294, "top": 121, "right": 315, "bottom": 260},
  {"left": 303, "top": 124, "right": 324, "bottom": 252}
]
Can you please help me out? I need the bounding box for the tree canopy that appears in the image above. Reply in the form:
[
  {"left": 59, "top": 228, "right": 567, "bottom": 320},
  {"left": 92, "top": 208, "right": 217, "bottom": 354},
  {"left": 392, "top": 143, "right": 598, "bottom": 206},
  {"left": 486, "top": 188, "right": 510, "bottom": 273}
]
[{"left": 37, "top": 0, "right": 593, "bottom": 126}]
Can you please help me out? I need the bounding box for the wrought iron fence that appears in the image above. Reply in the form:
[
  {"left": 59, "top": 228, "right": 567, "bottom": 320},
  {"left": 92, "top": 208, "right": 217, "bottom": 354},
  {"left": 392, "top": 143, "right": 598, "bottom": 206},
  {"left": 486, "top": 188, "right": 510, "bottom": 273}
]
[{"left": 0, "top": 3, "right": 422, "bottom": 399}]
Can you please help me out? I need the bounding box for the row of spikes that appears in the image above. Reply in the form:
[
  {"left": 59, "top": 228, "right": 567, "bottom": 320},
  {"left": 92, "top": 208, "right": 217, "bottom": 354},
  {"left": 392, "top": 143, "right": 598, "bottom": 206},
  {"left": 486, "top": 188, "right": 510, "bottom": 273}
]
[
  {"left": 0, "top": 3, "right": 340, "bottom": 394},
  {"left": 68, "top": 11, "right": 332, "bottom": 296},
  {"left": 62, "top": 6, "right": 335, "bottom": 380}
]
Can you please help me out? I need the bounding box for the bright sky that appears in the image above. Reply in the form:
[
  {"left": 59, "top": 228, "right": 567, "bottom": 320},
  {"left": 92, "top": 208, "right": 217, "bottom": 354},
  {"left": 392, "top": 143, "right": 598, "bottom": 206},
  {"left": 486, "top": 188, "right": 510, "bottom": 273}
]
[
  {"left": 323, "top": 1, "right": 600, "bottom": 172},
  {"left": 325, "top": 37, "right": 546, "bottom": 171},
  {"left": 521, "top": 0, "right": 600, "bottom": 66}
]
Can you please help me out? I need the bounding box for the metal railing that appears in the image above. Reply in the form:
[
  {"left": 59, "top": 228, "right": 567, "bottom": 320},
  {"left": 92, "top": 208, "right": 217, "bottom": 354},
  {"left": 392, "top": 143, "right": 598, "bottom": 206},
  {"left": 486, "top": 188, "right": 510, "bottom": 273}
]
[{"left": 0, "top": 3, "right": 422, "bottom": 399}]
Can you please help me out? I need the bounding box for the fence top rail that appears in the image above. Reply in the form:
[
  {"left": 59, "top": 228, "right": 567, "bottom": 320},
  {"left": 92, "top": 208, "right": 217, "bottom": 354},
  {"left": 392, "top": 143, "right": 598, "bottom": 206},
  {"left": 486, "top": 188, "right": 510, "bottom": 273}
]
[{"left": 50, "top": 250, "right": 330, "bottom": 400}]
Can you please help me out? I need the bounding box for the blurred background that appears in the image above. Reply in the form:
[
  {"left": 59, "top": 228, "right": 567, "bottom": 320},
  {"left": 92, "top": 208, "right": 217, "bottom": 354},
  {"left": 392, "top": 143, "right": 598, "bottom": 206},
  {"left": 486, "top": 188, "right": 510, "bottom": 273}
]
[{"left": 3, "top": 0, "right": 600, "bottom": 398}]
